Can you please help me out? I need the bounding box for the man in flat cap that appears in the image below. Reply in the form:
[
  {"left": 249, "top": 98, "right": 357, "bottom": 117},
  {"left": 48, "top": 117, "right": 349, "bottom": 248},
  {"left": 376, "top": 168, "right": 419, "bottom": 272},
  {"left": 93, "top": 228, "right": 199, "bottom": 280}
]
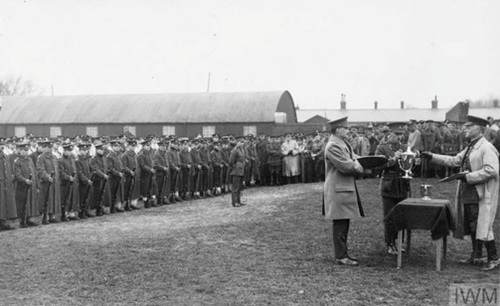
[
  {"left": 13, "top": 142, "right": 38, "bottom": 227},
  {"left": 323, "top": 116, "right": 364, "bottom": 266},
  {"left": 421, "top": 115, "right": 499, "bottom": 271}
]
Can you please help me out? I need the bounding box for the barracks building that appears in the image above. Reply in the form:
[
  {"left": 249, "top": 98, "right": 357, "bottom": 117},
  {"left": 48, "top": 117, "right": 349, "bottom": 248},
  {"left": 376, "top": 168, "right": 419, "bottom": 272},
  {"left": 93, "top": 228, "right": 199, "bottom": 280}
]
[{"left": 0, "top": 91, "right": 298, "bottom": 138}]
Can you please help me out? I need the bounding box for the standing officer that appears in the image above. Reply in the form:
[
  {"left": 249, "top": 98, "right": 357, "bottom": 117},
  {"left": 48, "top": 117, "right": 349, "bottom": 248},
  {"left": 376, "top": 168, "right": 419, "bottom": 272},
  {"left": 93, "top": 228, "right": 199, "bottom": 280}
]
[
  {"left": 256, "top": 132, "right": 269, "bottom": 186},
  {"left": 210, "top": 140, "right": 223, "bottom": 196},
  {"left": 229, "top": 136, "right": 247, "bottom": 207},
  {"left": 138, "top": 139, "right": 157, "bottom": 208},
  {"left": 90, "top": 142, "right": 109, "bottom": 216},
  {"left": 37, "top": 140, "right": 62, "bottom": 224},
  {"left": 75, "top": 142, "right": 95, "bottom": 219},
  {"left": 323, "top": 117, "right": 364, "bottom": 266},
  {"left": 153, "top": 140, "right": 170, "bottom": 205},
  {"left": 107, "top": 140, "right": 125, "bottom": 213},
  {"left": 13, "top": 142, "right": 37, "bottom": 228},
  {"left": 58, "top": 143, "right": 77, "bottom": 221},
  {"left": 167, "top": 138, "right": 182, "bottom": 203},
  {"left": 266, "top": 136, "right": 282, "bottom": 186},
  {"left": 421, "top": 115, "right": 499, "bottom": 271},
  {"left": 178, "top": 138, "right": 192, "bottom": 201},
  {"left": 121, "top": 139, "right": 140, "bottom": 211}
]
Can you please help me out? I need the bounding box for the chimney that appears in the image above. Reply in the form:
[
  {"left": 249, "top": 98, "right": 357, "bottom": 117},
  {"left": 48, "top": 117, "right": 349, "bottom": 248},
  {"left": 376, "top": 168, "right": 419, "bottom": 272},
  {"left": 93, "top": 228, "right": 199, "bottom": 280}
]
[
  {"left": 374, "top": 101, "right": 378, "bottom": 110},
  {"left": 431, "top": 95, "right": 438, "bottom": 109},
  {"left": 400, "top": 101, "right": 404, "bottom": 109},
  {"left": 340, "top": 93, "right": 346, "bottom": 110}
]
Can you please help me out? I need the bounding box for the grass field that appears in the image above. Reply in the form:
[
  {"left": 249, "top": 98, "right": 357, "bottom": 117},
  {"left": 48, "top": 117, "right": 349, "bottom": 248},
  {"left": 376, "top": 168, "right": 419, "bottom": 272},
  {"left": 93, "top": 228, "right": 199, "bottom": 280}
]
[{"left": 0, "top": 177, "right": 499, "bottom": 305}]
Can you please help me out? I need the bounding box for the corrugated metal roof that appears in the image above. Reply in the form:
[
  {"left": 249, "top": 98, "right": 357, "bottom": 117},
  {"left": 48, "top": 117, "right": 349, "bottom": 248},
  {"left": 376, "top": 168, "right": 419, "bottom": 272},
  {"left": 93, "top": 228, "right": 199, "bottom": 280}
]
[{"left": 0, "top": 91, "right": 292, "bottom": 124}]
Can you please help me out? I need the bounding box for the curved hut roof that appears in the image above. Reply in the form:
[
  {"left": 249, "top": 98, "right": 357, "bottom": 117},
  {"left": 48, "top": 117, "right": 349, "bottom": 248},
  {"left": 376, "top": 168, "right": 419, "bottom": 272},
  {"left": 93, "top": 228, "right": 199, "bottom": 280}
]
[{"left": 0, "top": 91, "right": 296, "bottom": 124}]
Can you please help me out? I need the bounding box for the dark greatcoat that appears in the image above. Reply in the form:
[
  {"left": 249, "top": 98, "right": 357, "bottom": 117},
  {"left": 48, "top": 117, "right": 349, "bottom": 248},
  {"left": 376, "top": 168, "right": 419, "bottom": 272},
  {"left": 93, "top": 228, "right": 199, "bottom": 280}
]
[
  {"left": 36, "top": 152, "right": 61, "bottom": 215},
  {"left": 0, "top": 152, "right": 17, "bottom": 220},
  {"left": 13, "top": 155, "right": 38, "bottom": 218}
]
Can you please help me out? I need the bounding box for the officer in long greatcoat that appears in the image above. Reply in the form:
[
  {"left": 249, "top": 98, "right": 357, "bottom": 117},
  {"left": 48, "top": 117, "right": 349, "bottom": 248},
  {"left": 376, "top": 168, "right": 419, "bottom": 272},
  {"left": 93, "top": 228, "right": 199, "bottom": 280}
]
[
  {"left": 75, "top": 142, "right": 95, "bottom": 218},
  {"left": 153, "top": 140, "right": 170, "bottom": 204},
  {"left": 0, "top": 141, "right": 18, "bottom": 230},
  {"left": 323, "top": 117, "right": 364, "bottom": 266},
  {"left": 13, "top": 142, "right": 38, "bottom": 227},
  {"left": 422, "top": 115, "right": 500, "bottom": 271},
  {"left": 138, "top": 139, "right": 157, "bottom": 207},
  {"left": 37, "top": 140, "right": 62, "bottom": 224}
]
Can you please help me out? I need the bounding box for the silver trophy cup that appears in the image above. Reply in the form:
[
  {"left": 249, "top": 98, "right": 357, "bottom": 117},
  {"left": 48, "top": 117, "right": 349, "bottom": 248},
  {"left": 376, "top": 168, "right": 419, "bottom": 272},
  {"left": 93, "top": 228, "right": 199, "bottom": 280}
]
[{"left": 398, "top": 146, "right": 416, "bottom": 179}]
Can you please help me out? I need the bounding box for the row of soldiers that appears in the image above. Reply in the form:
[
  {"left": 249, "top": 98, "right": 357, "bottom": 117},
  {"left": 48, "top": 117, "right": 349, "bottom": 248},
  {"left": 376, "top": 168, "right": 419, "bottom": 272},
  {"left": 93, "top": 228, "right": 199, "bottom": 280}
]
[{"left": 1, "top": 132, "right": 331, "bottom": 230}]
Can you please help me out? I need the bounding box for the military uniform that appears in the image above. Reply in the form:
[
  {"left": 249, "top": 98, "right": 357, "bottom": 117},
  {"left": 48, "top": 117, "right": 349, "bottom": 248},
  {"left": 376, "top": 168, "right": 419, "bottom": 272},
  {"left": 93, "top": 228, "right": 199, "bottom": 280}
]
[
  {"left": 37, "top": 143, "right": 62, "bottom": 224},
  {"left": 13, "top": 143, "right": 38, "bottom": 227},
  {"left": 90, "top": 144, "right": 109, "bottom": 216},
  {"left": 75, "top": 143, "right": 95, "bottom": 218},
  {"left": 153, "top": 142, "right": 170, "bottom": 204},
  {"left": 0, "top": 144, "right": 18, "bottom": 230},
  {"left": 229, "top": 139, "right": 246, "bottom": 207}
]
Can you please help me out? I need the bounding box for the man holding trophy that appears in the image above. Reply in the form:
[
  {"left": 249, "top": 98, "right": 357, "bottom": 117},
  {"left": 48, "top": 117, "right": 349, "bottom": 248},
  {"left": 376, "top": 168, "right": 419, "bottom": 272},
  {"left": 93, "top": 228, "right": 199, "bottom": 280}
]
[
  {"left": 421, "top": 115, "right": 499, "bottom": 271},
  {"left": 374, "top": 132, "right": 411, "bottom": 255}
]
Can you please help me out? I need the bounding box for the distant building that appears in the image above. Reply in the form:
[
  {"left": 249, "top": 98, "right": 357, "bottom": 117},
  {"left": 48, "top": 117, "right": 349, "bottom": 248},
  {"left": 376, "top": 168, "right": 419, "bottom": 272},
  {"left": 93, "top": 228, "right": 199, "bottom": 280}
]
[
  {"left": 297, "top": 97, "right": 500, "bottom": 126},
  {"left": 0, "top": 91, "right": 298, "bottom": 137}
]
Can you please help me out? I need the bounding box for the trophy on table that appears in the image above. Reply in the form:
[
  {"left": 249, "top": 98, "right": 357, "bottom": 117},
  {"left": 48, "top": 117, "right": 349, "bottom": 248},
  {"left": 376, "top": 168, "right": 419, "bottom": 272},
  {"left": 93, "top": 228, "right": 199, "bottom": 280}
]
[{"left": 398, "top": 146, "right": 416, "bottom": 179}]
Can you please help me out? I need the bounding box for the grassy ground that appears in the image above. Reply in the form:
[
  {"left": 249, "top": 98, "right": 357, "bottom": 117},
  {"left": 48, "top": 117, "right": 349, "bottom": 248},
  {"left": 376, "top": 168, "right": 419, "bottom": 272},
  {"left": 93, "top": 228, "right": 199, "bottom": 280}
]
[{"left": 0, "top": 177, "right": 498, "bottom": 305}]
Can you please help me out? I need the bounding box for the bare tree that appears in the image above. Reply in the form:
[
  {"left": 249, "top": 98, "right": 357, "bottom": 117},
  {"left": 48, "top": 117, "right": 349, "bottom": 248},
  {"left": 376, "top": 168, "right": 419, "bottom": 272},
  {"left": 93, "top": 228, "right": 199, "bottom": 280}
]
[{"left": 0, "top": 75, "right": 42, "bottom": 96}]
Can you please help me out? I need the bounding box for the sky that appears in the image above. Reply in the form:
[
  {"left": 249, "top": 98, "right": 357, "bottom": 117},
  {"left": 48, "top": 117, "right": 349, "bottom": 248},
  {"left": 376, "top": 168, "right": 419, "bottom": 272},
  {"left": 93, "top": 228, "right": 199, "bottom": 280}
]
[{"left": 1, "top": 0, "right": 499, "bottom": 110}]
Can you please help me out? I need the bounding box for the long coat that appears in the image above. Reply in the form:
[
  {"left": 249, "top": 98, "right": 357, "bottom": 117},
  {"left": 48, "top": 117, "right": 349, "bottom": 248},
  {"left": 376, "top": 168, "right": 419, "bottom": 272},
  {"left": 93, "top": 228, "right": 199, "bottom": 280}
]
[
  {"left": 0, "top": 152, "right": 17, "bottom": 220},
  {"left": 323, "top": 135, "right": 364, "bottom": 220},
  {"left": 13, "top": 155, "right": 38, "bottom": 218},
  {"left": 431, "top": 136, "right": 499, "bottom": 240},
  {"left": 37, "top": 152, "right": 61, "bottom": 215}
]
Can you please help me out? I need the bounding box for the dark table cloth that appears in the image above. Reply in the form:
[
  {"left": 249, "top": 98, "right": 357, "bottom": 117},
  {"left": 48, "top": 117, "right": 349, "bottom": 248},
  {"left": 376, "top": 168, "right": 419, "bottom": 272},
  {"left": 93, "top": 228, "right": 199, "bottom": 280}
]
[{"left": 384, "top": 198, "right": 456, "bottom": 240}]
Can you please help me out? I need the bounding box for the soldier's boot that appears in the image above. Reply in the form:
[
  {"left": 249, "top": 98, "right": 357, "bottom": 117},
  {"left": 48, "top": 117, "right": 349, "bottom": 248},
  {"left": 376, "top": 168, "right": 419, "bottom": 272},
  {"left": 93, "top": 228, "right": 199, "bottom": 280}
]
[
  {"left": 42, "top": 213, "right": 49, "bottom": 225},
  {"left": 95, "top": 206, "right": 104, "bottom": 217},
  {"left": 238, "top": 193, "right": 246, "bottom": 206},
  {"left": 19, "top": 204, "right": 27, "bottom": 228},
  {"left": 60, "top": 207, "right": 68, "bottom": 222},
  {"left": 459, "top": 233, "right": 486, "bottom": 264},
  {"left": 231, "top": 193, "right": 239, "bottom": 207},
  {"left": 482, "top": 240, "right": 500, "bottom": 271},
  {"left": 124, "top": 200, "right": 132, "bottom": 211}
]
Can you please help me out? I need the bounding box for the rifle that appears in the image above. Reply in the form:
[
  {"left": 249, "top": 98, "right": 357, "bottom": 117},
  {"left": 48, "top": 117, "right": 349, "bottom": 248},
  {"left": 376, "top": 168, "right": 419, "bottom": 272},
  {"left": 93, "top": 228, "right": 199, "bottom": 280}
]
[
  {"left": 23, "top": 174, "right": 33, "bottom": 226},
  {"left": 126, "top": 168, "right": 136, "bottom": 205},
  {"left": 64, "top": 171, "right": 76, "bottom": 210},
  {"left": 44, "top": 171, "right": 55, "bottom": 212},
  {"left": 97, "top": 171, "right": 109, "bottom": 209}
]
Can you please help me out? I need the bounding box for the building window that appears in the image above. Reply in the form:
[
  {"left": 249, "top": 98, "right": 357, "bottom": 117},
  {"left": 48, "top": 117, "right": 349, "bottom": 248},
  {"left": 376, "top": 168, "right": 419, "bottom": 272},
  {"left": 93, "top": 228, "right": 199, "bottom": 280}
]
[
  {"left": 124, "top": 126, "right": 136, "bottom": 136},
  {"left": 274, "top": 112, "right": 287, "bottom": 123},
  {"left": 50, "top": 126, "right": 61, "bottom": 138},
  {"left": 162, "top": 126, "right": 175, "bottom": 136},
  {"left": 14, "top": 126, "right": 26, "bottom": 138},
  {"left": 243, "top": 126, "right": 257, "bottom": 136},
  {"left": 86, "top": 126, "right": 98, "bottom": 137},
  {"left": 202, "top": 126, "right": 215, "bottom": 137}
]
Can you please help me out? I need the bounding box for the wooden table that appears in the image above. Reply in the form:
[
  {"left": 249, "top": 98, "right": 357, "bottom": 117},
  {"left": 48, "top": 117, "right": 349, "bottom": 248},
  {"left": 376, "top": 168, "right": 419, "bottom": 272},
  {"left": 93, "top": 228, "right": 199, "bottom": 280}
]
[{"left": 384, "top": 198, "right": 455, "bottom": 271}]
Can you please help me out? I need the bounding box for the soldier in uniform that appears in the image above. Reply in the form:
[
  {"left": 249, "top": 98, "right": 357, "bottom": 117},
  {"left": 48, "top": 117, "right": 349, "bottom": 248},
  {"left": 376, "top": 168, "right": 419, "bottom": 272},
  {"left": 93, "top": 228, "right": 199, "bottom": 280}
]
[
  {"left": 229, "top": 136, "right": 247, "bottom": 207},
  {"left": 1, "top": 139, "right": 17, "bottom": 230},
  {"left": 267, "top": 135, "right": 283, "bottom": 186},
  {"left": 90, "top": 142, "right": 109, "bottom": 216},
  {"left": 153, "top": 140, "right": 170, "bottom": 205},
  {"left": 13, "top": 142, "right": 38, "bottom": 227},
  {"left": 138, "top": 139, "right": 158, "bottom": 208},
  {"left": 199, "top": 138, "right": 213, "bottom": 197},
  {"left": 178, "top": 138, "right": 193, "bottom": 201},
  {"left": 37, "top": 140, "right": 62, "bottom": 224},
  {"left": 220, "top": 136, "right": 231, "bottom": 193},
  {"left": 374, "top": 132, "right": 409, "bottom": 254},
  {"left": 256, "top": 132, "right": 269, "bottom": 186},
  {"left": 310, "top": 132, "right": 325, "bottom": 182},
  {"left": 210, "top": 140, "right": 223, "bottom": 196},
  {"left": 121, "top": 139, "right": 140, "bottom": 211},
  {"left": 58, "top": 143, "right": 78, "bottom": 221},
  {"left": 75, "top": 142, "right": 95, "bottom": 218},
  {"left": 189, "top": 139, "right": 203, "bottom": 199},
  {"left": 166, "top": 138, "right": 182, "bottom": 203},
  {"left": 107, "top": 140, "right": 125, "bottom": 213},
  {"left": 421, "top": 115, "right": 500, "bottom": 271}
]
